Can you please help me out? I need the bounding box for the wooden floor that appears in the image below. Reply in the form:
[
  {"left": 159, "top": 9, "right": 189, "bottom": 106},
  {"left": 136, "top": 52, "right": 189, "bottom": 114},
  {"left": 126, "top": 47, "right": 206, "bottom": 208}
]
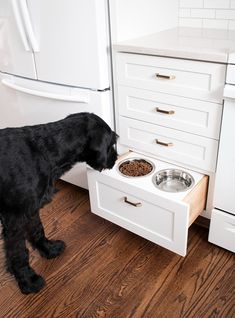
[{"left": 0, "top": 180, "right": 234, "bottom": 318}]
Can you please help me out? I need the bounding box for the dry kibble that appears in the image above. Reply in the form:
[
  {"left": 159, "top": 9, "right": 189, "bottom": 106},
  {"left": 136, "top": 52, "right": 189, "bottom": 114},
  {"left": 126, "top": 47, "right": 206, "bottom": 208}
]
[{"left": 119, "top": 159, "right": 153, "bottom": 177}]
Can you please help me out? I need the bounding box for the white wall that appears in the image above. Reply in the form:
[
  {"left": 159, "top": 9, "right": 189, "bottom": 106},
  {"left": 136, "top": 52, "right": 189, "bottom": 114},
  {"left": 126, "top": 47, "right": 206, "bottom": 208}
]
[
  {"left": 179, "top": 0, "right": 235, "bottom": 30},
  {"left": 109, "top": 0, "right": 179, "bottom": 42}
]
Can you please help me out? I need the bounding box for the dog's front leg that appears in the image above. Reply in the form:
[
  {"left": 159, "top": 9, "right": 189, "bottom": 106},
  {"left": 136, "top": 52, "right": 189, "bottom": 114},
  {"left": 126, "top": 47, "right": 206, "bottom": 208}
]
[
  {"left": 27, "top": 211, "right": 66, "bottom": 259},
  {"left": 1, "top": 214, "right": 45, "bottom": 294}
]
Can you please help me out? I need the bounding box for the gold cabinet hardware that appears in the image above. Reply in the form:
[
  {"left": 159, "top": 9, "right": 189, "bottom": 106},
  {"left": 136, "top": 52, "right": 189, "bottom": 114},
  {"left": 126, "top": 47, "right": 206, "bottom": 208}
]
[
  {"left": 156, "top": 107, "right": 175, "bottom": 115},
  {"left": 155, "top": 139, "right": 174, "bottom": 147},
  {"left": 155, "top": 73, "right": 176, "bottom": 80},
  {"left": 124, "top": 196, "right": 142, "bottom": 207}
]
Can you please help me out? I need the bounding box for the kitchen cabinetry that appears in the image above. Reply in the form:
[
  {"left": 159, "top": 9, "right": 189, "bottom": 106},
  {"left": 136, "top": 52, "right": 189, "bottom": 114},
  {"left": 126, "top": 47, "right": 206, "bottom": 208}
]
[
  {"left": 115, "top": 53, "right": 225, "bottom": 173},
  {"left": 88, "top": 45, "right": 226, "bottom": 256}
]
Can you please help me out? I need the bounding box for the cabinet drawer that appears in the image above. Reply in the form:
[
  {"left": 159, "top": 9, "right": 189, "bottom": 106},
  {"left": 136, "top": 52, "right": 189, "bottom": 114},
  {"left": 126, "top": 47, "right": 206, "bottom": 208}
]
[
  {"left": 118, "top": 86, "right": 222, "bottom": 139},
  {"left": 119, "top": 117, "right": 218, "bottom": 172},
  {"left": 88, "top": 152, "right": 208, "bottom": 256},
  {"left": 209, "top": 209, "right": 235, "bottom": 253},
  {"left": 116, "top": 53, "right": 225, "bottom": 103}
]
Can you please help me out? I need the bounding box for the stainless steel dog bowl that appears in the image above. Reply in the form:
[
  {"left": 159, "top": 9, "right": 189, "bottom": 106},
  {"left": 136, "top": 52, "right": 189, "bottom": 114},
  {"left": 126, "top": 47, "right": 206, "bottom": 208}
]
[
  {"left": 152, "top": 169, "right": 195, "bottom": 192},
  {"left": 118, "top": 157, "right": 155, "bottom": 178}
]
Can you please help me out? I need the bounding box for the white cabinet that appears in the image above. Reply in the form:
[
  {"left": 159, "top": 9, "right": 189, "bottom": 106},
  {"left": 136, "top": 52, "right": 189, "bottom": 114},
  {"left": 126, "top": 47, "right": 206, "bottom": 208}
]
[
  {"left": 116, "top": 53, "right": 226, "bottom": 103},
  {"left": 119, "top": 117, "right": 218, "bottom": 172},
  {"left": 88, "top": 152, "right": 208, "bottom": 256},
  {"left": 115, "top": 52, "right": 224, "bottom": 172},
  {"left": 88, "top": 50, "right": 225, "bottom": 256},
  {"left": 118, "top": 86, "right": 222, "bottom": 139},
  {"left": 209, "top": 209, "right": 235, "bottom": 253}
]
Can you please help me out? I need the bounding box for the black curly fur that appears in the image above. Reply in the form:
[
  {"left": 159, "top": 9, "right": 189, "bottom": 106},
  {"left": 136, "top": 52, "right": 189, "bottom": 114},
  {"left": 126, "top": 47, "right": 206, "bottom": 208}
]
[{"left": 0, "top": 112, "right": 118, "bottom": 294}]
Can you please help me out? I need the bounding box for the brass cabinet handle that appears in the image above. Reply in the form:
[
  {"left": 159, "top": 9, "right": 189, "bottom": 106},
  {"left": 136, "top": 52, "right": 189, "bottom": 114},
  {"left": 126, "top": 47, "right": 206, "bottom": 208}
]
[
  {"left": 156, "top": 107, "right": 175, "bottom": 115},
  {"left": 155, "top": 73, "right": 176, "bottom": 80},
  {"left": 156, "top": 139, "right": 174, "bottom": 147},
  {"left": 124, "top": 196, "right": 142, "bottom": 207}
]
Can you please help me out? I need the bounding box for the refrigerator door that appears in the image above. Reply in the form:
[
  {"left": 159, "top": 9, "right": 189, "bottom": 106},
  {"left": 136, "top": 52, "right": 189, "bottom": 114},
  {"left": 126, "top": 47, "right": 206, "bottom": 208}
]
[
  {"left": 0, "top": 0, "right": 36, "bottom": 78},
  {"left": 0, "top": 72, "right": 113, "bottom": 189},
  {"left": 27, "top": 0, "right": 110, "bottom": 89}
]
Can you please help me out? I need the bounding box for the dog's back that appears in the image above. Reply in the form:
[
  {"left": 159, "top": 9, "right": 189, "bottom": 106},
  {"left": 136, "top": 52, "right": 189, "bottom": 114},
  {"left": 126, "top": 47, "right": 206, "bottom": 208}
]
[{"left": 0, "top": 125, "right": 50, "bottom": 216}]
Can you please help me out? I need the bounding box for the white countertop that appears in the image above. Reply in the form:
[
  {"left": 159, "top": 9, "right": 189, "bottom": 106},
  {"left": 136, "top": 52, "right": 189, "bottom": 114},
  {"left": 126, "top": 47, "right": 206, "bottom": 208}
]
[{"left": 113, "top": 27, "right": 235, "bottom": 64}]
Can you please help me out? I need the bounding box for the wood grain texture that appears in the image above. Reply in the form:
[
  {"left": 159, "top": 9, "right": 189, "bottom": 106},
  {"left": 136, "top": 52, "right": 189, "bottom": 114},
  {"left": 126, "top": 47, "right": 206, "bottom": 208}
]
[
  {"left": 0, "top": 180, "right": 234, "bottom": 318},
  {"left": 183, "top": 175, "right": 209, "bottom": 226}
]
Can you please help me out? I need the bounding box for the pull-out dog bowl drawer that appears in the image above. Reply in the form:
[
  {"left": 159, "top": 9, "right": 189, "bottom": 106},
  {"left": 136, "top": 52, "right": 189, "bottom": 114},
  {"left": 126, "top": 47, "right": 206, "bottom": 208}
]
[{"left": 88, "top": 152, "right": 208, "bottom": 256}]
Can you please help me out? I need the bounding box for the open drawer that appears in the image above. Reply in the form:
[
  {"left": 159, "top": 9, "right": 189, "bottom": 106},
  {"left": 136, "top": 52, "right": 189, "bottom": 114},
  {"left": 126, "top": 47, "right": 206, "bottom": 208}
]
[{"left": 87, "top": 152, "right": 208, "bottom": 256}]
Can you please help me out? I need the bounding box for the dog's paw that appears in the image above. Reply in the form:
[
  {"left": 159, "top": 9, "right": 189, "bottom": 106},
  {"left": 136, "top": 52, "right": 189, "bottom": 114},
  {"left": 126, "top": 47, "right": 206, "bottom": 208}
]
[
  {"left": 39, "top": 239, "right": 66, "bottom": 259},
  {"left": 18, "top": 272, "right": 45, "bottom": 295}
]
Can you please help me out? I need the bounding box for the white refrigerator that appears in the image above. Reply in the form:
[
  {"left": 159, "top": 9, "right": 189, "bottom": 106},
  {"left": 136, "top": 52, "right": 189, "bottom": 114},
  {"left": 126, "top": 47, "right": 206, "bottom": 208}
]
[{"left": 0, "top": 0, "right": 114, "bottom": 189}]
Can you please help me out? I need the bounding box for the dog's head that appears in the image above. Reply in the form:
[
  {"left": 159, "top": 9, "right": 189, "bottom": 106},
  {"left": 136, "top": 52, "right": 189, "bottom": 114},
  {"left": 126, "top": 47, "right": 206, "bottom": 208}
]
[{"left": 84, "top": 114, "right": 118, "bottom": 172}]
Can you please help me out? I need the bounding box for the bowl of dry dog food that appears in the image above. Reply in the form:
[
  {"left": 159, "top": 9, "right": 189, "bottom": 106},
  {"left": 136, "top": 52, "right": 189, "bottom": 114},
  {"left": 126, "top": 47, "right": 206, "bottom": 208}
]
[
  {"left": 152, "top": 169, "right": 195, "bottom": 193},
  {"left": 118, "top": 157, "right": 155, "bottom": 177}
]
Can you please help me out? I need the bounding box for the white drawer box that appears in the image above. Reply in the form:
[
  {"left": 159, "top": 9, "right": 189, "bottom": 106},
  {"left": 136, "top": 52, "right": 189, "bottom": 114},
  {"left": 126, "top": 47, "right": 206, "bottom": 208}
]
[
  {"left": 118, "top": 86, "right": 222, "bottom": 139},
  {"left": 116, "top": 53, "right": 225, "bottom": 103},
  {"left": 209, "top": 209, "right": 235, "bottom": 253},
  {"left": 88, "top": 152, "right": 208, "bottom": 256},
  {"left": 119, "top": 117, "right": 218, "bottom": 172}
]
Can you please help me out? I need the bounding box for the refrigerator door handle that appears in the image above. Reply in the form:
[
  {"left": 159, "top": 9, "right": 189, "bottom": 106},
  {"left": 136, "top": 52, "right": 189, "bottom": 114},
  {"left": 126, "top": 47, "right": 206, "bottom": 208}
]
[
  {"left": 2, "top": 79, "right": 90, "bottom": 103},
  {"left": 11, "top": 0, "right": 30, "bottom": 52},
  {"left": 19, "top": 0, "right": 39, "bottom": 52}
]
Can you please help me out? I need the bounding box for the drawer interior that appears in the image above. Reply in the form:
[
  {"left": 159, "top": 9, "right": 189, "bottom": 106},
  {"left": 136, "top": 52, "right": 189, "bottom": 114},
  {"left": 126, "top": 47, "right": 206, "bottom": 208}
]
[{"left": 183, "top": 175, "right": 208, "bottom": 226}]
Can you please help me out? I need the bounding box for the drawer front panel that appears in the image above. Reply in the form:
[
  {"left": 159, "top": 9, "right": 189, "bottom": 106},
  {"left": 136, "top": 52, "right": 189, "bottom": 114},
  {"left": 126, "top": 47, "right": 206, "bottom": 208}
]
[
  {"left": 209, "top": 209, "right": 235, "bottom": 253},
  {"left": 116, "top": 53, "right": 225, "bottom": 103},
  {"left": 119, "top": 117, "right": 218, "bottom": 172},
  {"left": 88, "top": 173, "right": 189, "bottom": 256},
  {"left": 118, "top": 86, "right": 222, "bottom": 139}
]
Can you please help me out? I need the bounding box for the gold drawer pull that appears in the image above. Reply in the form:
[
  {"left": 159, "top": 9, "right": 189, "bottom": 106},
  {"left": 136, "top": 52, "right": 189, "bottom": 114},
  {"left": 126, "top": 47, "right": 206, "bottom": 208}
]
[
  {"left": 156, "top": 139, "right": 174, "bottom": 147},
  {"left": 156, "top": 73, "right": 176, "bottom": 80},
  {"left": 124, "top": 196, "right": 142, "bottom": 207},
  {"left": 156, "top": 107, "right": 175, "bottom": 115}
]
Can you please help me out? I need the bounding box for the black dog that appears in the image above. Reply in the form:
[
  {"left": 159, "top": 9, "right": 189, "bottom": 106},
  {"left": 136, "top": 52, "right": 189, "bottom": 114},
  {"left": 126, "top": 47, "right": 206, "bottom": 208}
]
[{"left": 0, "top": 112, "right": 118, "bottom": 294}]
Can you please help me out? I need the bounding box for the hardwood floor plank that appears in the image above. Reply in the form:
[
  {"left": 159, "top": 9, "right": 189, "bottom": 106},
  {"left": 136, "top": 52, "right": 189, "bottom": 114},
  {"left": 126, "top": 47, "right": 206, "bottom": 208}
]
[{"left": 0, "top": 181, "right": 234, "bottom": 318}]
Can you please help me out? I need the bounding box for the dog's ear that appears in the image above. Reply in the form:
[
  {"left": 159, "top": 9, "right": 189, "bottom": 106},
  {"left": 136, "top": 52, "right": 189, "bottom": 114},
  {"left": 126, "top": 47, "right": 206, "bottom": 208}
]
[
  {"left": 86, "top": 130, "right": 118, "bottom": 171},
  {"left": 110, "top": 131, "right": 118, "bottom": 145}
]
